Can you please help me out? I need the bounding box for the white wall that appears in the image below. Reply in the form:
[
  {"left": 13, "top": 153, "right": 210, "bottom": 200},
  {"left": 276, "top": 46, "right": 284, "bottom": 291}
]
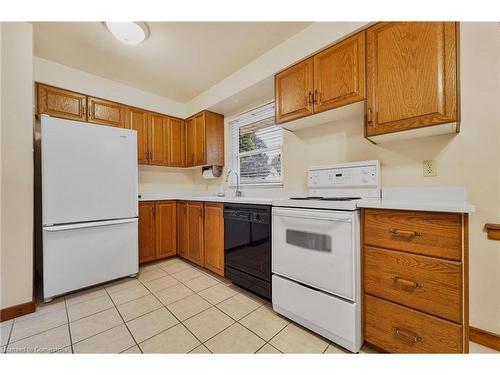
[
  {"left": 0, "top": 22, "right": 34, "bottom": 309},
  {"left": 34, "top": 57, "right": 188, "bottom": 119}
]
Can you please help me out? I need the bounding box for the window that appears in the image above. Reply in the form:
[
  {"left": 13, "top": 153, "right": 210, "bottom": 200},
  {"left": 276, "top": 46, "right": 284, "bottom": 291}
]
[{"left": 229, "top": 102, "right": 282, "bottom": 186}]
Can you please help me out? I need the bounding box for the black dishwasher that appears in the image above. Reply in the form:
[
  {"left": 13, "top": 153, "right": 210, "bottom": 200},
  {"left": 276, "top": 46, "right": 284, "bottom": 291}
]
[{"left": 224, "top": 203, "right": 271, "bottom": 300}]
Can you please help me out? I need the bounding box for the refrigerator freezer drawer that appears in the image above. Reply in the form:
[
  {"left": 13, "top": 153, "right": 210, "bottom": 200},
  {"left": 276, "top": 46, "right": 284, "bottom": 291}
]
[
  {"left": 42, "top": 219, "right": 138, "bottom": 299},
  {"left": 272, "top": 274, "right": 362, "bottom": 353}
]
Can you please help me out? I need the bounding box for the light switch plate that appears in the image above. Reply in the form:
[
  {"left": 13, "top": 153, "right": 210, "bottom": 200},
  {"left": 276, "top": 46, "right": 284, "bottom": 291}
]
[{"left": 423, "top": 160, "right": 437, "bottom": 177}]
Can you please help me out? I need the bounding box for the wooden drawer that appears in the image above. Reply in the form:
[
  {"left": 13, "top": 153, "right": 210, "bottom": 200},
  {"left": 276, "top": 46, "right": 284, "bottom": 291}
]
[
  {"left": 365, "top": 294, "right": 464, "bottom": 353},
  {"left": 363, "top": 208, "right": 462, "bottom": 260},
  {"left": 364, "top": 246, "right": 462, "bottom": 323}
]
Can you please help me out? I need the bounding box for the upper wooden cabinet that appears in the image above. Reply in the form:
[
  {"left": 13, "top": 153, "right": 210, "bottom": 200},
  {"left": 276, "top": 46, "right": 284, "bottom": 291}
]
[
  {"left": 127, "top": 107, "right": 149, "bottom": 164},
  {"left": 275, "top": 32, "right": 366, "bottom": 124},
  {"left": 35, "top": 83, "right": 222, "bottom": 167},
  {"left": 149, "top": 113, "right": 169, "bottom": 166},
  {"left": 185, "top": 111, "right": 224, "bottom": 167},
  {"left": 366, "top": 22, "right": 459, "bottom": 140},
  {"left": 87, "top": 97, "right": 127, "bottom": 128},
  {"left": 313, "top": 32, "right": 366, "bottom": 113},
  {"left": 168, "top": 117, "right": 186, "bottom": 167},
  {"left": 275, "top": 58, "right": 314, "bottom": 123},
  {"left": 37, "top": 83, "right": 87, "bottom": 121}
]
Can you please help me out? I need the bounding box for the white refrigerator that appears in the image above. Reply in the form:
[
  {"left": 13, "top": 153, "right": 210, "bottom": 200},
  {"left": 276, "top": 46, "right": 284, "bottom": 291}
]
[{"left": 40, "top": 116, "right": 139, "bottom": 301}]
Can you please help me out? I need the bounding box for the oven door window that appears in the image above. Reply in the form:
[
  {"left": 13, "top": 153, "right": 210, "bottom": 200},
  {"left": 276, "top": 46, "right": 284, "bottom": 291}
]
[{"left": 286, "top": 229, "right": 332, "bottom": 252}]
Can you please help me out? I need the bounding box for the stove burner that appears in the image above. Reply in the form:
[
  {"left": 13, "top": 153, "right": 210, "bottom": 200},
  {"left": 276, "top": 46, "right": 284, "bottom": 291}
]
[{"left": 290, "top": 196, "right": 361, "bottom": 201}]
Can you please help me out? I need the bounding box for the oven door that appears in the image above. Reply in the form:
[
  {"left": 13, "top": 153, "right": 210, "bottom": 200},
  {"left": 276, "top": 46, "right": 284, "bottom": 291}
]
[{"left": 272, "top": 207, "right": 359, "bottom": 301}]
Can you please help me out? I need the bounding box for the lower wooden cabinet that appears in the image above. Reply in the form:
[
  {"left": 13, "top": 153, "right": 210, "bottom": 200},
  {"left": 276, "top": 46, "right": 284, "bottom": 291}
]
[
  {"left": 138, "top": 201, "right": 177, "bottom": 264},
  {"left": 177, "top": 201, "right": 188, "bottom": 258},
  {"left": 155, "top": 201, "right": 177, "bottom": 259},
  {"left": 140, "top": 200, "right": 224, "bottom": 277},
  {"left": 362, "top": 208, "right": 468, "bottom": 353},
  {"left": 186, "top": 201, "right": 205, "bottom": 267},
  {"left": 138, "top": 202, "right": 156, "bottom": 264},
  {"left": 203, "top": 203, "right": 225, "bottom": 277},
  {"left": 176, "top": 201, "right": 224, "bottom": 276}
]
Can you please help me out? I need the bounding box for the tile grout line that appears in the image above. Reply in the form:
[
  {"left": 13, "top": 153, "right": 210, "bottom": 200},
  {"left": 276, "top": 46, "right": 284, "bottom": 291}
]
[
  {"left": 103, "top": 284, "right": 144, "bottom": 354},
  {"left": 63, "top": 297, "right": 74, "bottom": 353},
  {"left": 137, "top": 274, "right": 208, "bottom": 352},
  {"left": 4, "top": 319, "right": 14, "bottom": 351}
]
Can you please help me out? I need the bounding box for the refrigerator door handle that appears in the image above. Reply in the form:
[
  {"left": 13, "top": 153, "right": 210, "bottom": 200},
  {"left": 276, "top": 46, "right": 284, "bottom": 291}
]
[{"left": 43, "top": 218, "right": 138, "bottom": 232}]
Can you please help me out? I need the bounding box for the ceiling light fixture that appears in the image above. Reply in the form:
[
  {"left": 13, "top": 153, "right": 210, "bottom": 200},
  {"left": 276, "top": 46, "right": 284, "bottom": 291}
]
[{"left": 104, "top": 22, "right": 149, "bottom": 45}]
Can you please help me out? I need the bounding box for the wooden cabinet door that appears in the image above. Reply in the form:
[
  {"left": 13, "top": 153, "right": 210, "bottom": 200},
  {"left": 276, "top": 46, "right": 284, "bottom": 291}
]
[
  {"left": 138, "top": 202, "right": 156, "bottom": 264},
  {"left": 185, "top": 117, "right": 195, "bottom": 167},
  {"left": 313, "top": 32, "right": 366, "bottom": 113},
  {"left": 275, "top": 57, "right": 314, "bottom": 123},
  {"left": 87, "top": 97, "right": 127, "bottom": 128},
  {"left": 37, "top": 83, "right": 87, "bottom": 121},
  {"left": 187, "top": 202, "right": 204, "bottom": 266},
  {"left": 155, "top": 201, "right": 177, "bottom": 260},
  {"left": 177, "top": 202, "right": 188, "bottom": 258},
  {"left": 203, "top": 203, "right": 224, "bottom": 277},
  {"left": 149, "top": 113, "right": 169, "bottom": 166},
  {"left": 127, "top": 108, "right": 149, "bottom": 164},
  {"left": 193, "top": 113, "right": 206, "bottom": 166},
  {"left": 366, "top": 22, "right": 459, "bottom": 137},
  {"left": 168, "top": 117, "right": 186, "bottom": 167}
]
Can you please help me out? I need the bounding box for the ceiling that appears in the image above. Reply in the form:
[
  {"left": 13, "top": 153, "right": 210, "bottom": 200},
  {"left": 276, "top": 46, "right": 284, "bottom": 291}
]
[{"left": 33, "top": 22, "right": 311, "bottom": 103}]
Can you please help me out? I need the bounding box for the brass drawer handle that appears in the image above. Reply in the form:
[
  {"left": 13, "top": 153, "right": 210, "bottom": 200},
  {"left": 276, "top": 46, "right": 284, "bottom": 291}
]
[
  {"left": 392, "top": 276, "right": 423, "bottom": 289},
  {"left": 394, "top": 327, "right": 423, "bottom": 343},
  {"left": 390, "top": 228, "right": 422, "bottom": 237}
]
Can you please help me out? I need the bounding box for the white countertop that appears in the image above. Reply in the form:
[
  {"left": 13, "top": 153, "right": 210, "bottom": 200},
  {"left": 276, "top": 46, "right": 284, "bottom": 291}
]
[
  {"left": 356, "top": 187, "right": 475, "bottom": 213},
  {"left": 139, "top": 187, "right": 475, "bottom": 213},
  {"left": 138, "top": 192, "right": 273, "bottom": 205}
]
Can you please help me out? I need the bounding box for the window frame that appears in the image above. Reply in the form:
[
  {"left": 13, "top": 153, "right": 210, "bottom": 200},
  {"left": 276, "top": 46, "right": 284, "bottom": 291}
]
[{"left": 229, "top": 102, "right": 283, "bottom": 188}]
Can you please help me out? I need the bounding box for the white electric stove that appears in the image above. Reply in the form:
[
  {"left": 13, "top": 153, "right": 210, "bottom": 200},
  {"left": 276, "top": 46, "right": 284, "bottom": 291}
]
[{"left": 271, "top": 160, "right": 380, "bottom": 353}]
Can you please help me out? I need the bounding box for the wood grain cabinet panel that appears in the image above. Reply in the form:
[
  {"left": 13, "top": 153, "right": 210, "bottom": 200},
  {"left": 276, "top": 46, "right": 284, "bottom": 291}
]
[
  {"left": 364, "top": 246, "right": 462, "bottom": 323},
  {"left": 193, "top": 113, "right": 206, "bottom": 166},
  {"left": 138, "top": 202, "right": 156, "bottom": 264},
  {"left": 366, "top": 22, "right": 459, "bottom": 137},
  {"left": 203, "top": 203, "right": 224, "bottom": 277},
  {"left": 87, "top": 97, "right": 127, "bottom": 128},
  {"left": 149, "top": 113, "right": 169, "bottom": 166},
  {"left": 365, "top": 295, "right": 463, "bottom": 354},
  {"left": 186, "top": 202, "right": 204, "bottom": 266},
  {"left": 275, "top": 57, "right": 314, "bottom": 123},
  {"left": 185, "top": 111, "right": 224, "bottom": 167},
  {"left": 185, "top": 117, "right": 196, "bottom": 167},
  {"left": 168, "top": 117, "right": 186, "bottom": 167},
  {"left": 37, "top": 83, "right": 87, "bottom": 121},
  {"left": 177, "top": 202, "right": 188, "bottom": 258},
  {"left": 313, "top": 32, "right": 366, "bottom": 113},
  {"left": 127, "top": 107, "right": 149, "bottom": 164},
  {"left": 155, "top": 201, "right": 177, "bottom": 259},
  {"left": 363, "top": 208, "right": 462, "bottom": 261}
]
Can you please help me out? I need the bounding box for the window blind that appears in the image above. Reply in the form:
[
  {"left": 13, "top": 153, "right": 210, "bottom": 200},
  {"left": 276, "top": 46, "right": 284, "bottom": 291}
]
[{"left": 229, "top": 102, "right": 282, "bottom": 186}]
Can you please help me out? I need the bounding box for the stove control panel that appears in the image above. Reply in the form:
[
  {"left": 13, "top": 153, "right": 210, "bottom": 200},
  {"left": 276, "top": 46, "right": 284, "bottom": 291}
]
[{"left": 307, "top": 161, "right": 380, "bottom": 194}]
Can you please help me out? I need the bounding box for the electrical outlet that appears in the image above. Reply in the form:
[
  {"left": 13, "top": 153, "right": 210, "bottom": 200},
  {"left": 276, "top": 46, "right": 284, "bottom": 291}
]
[{"left": 423, "top": 160, "right": 437, "bottom": 177}]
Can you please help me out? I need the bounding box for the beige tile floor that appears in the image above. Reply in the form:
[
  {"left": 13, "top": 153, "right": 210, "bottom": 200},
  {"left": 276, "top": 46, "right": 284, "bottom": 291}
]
[{"left": 0, "top": 257, "right": 498, "bottom": 354}]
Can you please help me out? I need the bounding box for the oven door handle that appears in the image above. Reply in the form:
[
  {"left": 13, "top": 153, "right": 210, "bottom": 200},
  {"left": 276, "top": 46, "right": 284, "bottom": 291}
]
[{"left": 273, "top": 213, "right": 352, "bottom": 222}]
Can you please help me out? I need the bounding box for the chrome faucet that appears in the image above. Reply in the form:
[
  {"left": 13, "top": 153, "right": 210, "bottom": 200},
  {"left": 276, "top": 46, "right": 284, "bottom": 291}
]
[{"left": 226, "top": 170, "right": 242, "bottom": 197}]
